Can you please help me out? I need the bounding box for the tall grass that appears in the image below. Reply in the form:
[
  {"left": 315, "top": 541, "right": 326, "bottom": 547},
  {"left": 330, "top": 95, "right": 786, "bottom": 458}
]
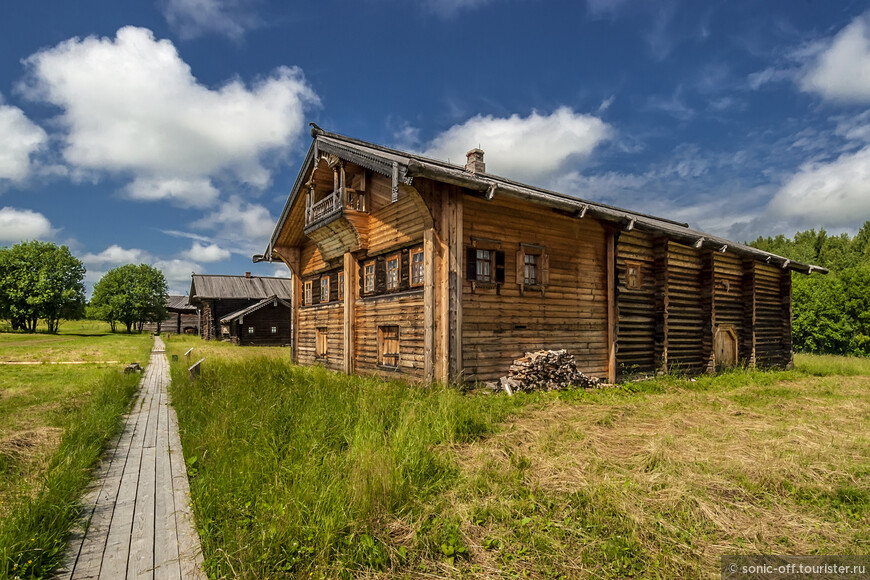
[
  {"left": 0, "top": 370, "right": 142, "bottom": 579},
  {"left": 169, "top": 358, "right": 525, "bottom": 577},
  {"left": 794, "top": 352, "right": 870, "bottom": 376}
]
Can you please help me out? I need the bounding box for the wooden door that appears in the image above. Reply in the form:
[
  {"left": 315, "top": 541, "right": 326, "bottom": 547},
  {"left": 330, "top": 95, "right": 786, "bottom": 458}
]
[{"left": 714, "top": 326, "right": 737, "bottom": 368}]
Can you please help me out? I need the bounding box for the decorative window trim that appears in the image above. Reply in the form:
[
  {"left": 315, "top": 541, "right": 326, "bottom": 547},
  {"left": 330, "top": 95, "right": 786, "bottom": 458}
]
[
  {"left": 364, "top": 262, "right": 376, "bottom": 293},
  {"left": 625, "top": 260, "right": 642, "bottom": 290},
  {"left": 338, "top": 271, "right": 345, "bottom": 300},
  {"left": 466, "top": 243, "right": 505, "bottom": 293},
  {"left": 303, "top": 280, "right": 313, "bottom": 305},
  {"left": 471, "top": 236, "right": 502, "bottom": 249},
  {"left": 410, "top": 246, "right": 424, "bottom": 287},
  {"left": 386, "top": 253, "right": 400, "bottom": 291},
  {"left": 320, "top": 274, "right": 330, "bottom": 303},
  {"left": 516, "top": 243, "right": 549, "bottom": 296}
]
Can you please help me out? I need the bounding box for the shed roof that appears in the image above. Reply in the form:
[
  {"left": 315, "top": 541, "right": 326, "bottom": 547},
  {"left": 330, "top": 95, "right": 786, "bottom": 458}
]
[
  {"left": 257, "top": 125, "right": 826, "bottom": 275},
  {"left": 166, "top": 295, "right": 196, "bottom": 313},
  {"left": 219, "top": 295, "right": 292, "bottom": 324},
  {"left": 189, "top": 275, "right": 294, "bottom": 302}
]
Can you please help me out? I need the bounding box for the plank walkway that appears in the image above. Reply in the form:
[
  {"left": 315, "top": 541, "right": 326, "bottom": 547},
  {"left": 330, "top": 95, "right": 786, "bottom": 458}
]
[{"left": 57, "top": 336, "right": 206, "bottom": 580}]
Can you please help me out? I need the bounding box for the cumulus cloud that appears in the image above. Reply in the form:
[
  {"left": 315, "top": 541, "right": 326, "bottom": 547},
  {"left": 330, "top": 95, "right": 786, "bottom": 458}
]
[
  {"left": 799, "top": 12, "right": 870, "bottom": 102},
  {"left": 20, "top": 26, "right": 318, "bottom": 205},
  {"left": 0, "top": 207, "right": 54, "bottom": 242},
  {"left": 768, "top": 146, "right": 870, "bottom": 228},
  {"left": 422, "top": 107, "right": 611, "bottom": 182},
  {"left": 160, "top": 0, "right": 260, "bottom": 40},
  {"left": 153, "top": 258, "right": 200, "bottom": 292},
  {"left": 191, "top": 195, "right": 274, "bottom": 245},
  {"left": 182, "top": 241, "right": 230, "bottom": 262},
  {"left": 0, "top": 98, "right": 47, "bottom": 182},
  {"left": 80, "top": 244, "right": 152, "bottom": 266}
]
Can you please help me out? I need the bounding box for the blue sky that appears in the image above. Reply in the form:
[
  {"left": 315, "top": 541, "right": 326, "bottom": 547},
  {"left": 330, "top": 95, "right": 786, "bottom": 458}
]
[{"left": 2, "top": 0, "right": 870, "bottom": 294}]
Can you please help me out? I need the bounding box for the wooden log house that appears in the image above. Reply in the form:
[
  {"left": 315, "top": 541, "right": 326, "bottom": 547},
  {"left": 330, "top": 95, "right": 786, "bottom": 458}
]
[
  {"left": 219, "top": 295, "right": 293, "bottom": 346},
  {"left": 254, "top": 125, "right": 825, "bottom": 383},
  {"left": 188, "top": 273, "right": 294, "bottom": 343},
  {"left": 141, "top": 295, "right": 199, "bottom": 335}
]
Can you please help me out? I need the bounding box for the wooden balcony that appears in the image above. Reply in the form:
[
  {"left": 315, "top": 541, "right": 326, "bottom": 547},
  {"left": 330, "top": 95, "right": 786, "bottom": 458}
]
[{"left": 304, "top": 188, "right": 366, "bottom": 230}]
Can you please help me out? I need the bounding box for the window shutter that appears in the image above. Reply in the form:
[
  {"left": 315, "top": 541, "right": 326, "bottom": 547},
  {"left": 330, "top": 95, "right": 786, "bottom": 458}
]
[
  {"left": 312, "top": 278, "right": 321, "bottom": 303},
  {"left": 465, "top": 246, "right": 477, "bottom": 281},
  {"left": 495, "top": 250, "right": 506, "bottom": 283},
  {"left": 516, "top": 249, "right": 525, "bottom": 287},
  {"left": 331, "top": 271, "right": 339, "bottom": 302},
  {"left": 400, "top": 248, "right": 410, "bottom": 291},
  {"left": 541, "top": 252, "right": 550, "bottom": 286},
  {"left": 375, "top": 256, "right": 387, "bottom": 293}
]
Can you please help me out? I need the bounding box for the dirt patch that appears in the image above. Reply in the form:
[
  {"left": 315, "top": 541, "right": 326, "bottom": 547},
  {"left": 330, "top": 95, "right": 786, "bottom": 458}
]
[{"left": 0, "top": 427, "right": 63, "bottom": 462}]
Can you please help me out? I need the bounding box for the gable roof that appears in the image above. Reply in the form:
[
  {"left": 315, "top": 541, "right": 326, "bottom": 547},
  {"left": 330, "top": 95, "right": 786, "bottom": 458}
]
[
  {"left": 166, "top": 295, "right": 196, "bottom": 313},
  {"left": 219, "top": 295, "right": 292, "bottom": 324},
  {"left": 257, "top": 125, "right": 826, "bottom": 275},
  {"left": 189, "top": 274, "right": 294, "bottom": 302}
]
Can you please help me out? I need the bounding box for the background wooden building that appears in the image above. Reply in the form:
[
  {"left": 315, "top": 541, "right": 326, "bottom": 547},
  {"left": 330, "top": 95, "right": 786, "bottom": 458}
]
[
  {"left": 219, "top": 296, "right": 292, "bottom": 346},
  {"left": 188, "top": 273, "right": 294, "bottom": 341},
  {"left": 255, "top": 126, "right": 825, "bottom": 383},
  {"left": 141, "top": 295, "right": 199, "bottom": 335}
]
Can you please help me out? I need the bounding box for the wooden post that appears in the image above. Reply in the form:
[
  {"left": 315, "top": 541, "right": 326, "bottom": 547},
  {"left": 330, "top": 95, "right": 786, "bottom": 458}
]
[
  {"left": 423, "top": 228, "right": 437, "bottom": 382},
  {"left": 184, "top": 347, "right": 193, "bottom": 361},
  {"left": 445, "top": 187, "right": 463, "bottom": 382},
  {"left": 653, "top": 237, "right": 669, "bottom": 373},
  {"left": 606, "top": 229, "right": 617, "bottom": 384},
  {"left": 742, "top": 259, "right": 757, "bottom": 368},
  {"left": 781, "top": 269, "right": 793, "bottom": 369},
  {"left": 343, "top": 252, "right": 357, "bottom": 374},
  {"left": 701, "top": 250, "right": 715, "bottom": 372}
]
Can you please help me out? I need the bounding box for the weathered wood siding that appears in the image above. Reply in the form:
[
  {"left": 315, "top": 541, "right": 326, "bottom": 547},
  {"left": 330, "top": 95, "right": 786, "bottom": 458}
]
[
  {"left": 664, "top": 242, "right": 706, "bottom": 374},
  {"left": 233, "top": 304, "right": 292, "bottom": 346},
  {"left": 354, "top": 292, "right": 425, "bottom": 379},
  {"left": 754, "top": 263, "right": 792, "bottom": 368},
  {"left": 616, "top": 231, "right": 657, "bottom": 375},
  {"left": 462, "top": 195, "right": 609, "bottom": 382},
  {"left": 297, "top": 303, "right": 344, "bottom": 369}
]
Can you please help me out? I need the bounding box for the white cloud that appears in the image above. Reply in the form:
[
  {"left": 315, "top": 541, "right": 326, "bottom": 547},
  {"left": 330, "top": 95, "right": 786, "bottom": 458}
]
[
  {"left": 182, "top": 241, "right": 230, "bottom": 262},
  {"left": 0, "top": 207, "right": 54, "bottom": 242},
  {"left": 424, "top": 0, "right": 495, "bottom": 17},
  {"left": 80, "top": 244, "right": 152, "bottom": 266},
  {"left": 125, "top": 177, "right": 219, "bottom": 208},
  {"left": 153, "top": 258, "right": 200, "bottom": 293},
  {"left": 20, "top": 26, "right": 318, "bottom": 204},
  {"left": 799, "top": 13, "right": 870, "bottom": 103},
  {"left": 422, "top": 107, "right": 611, "bottom": 182},
  {"left": 160, "top": 0, "right": 259, "bottom": 40},
  {"left": 191, "top": 195, "right": 274, "bottom": 244},
  {"left": 768, "top": 146, "right": 870, "bottom": 228},
  {"left": 0, "top": 98, "right": 47, "bottom": 182}
]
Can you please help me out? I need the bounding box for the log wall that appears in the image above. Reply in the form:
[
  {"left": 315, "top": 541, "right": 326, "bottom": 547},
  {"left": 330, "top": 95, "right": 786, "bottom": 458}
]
[
  {"left": 616, "top": 231, "right": 657, "bottom": 375},
  {"left": 461, "top": 195, "right": 609, "bottom": 382},
  {"left": 355, "top": 292, "right": 425, "bottom": 379}
]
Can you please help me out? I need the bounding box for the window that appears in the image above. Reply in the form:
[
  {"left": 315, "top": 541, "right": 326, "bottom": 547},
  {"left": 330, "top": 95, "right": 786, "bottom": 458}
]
[
  {"left": 338, "top": 271, "right": 345, "bottom": 300},
  {"left": 410, "top": 247, "right": 424, "bottom": 287},
  {"left": 316, "top": 327, "right": 327, "bottom": 358},
  {"left": 304, "top": 280, "right": 312, "bottom": 305},
  {"left": 378, "top": 325, "right": 399, "bottom": 367},
  {"left": 524, "top": 253, "right": 538, "bottom": 285},
  {"left": 386, "top": 253, "right": 400, "bottom": 290},
  {"left": 476, "top": 249, "right": 492, "bottom": 282},
  {"left": 320, "top": 275, "right": 330, "bottom": 303},
  {"left": 271, "top": 326, "right": 277, "bottom": 334},
  {"left": 364, "top": 262, "right": 375, "bottom": 293},
  {"left": 516, "top": 244, "right": 548, "bottom": 292},
  {"left": 248, "top": 326, "right": 254, "bottom": 334},
  {"left": 625, "top": 261, "right": 642, "bottom": 290}
]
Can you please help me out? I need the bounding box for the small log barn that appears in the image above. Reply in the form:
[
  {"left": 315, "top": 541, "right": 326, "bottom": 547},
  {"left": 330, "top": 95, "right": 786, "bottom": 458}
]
[
  {"left": 255, "top": 125, "right": 825, "bottom": 383},
  {"left": 188, "top": 273, "right": 294, "bottom": 342},
  {"left": 219, "top": 296, "right": 293, "bottom": 346},
  {"left": 141, "top": 295, "right": 198, "bottom": 335}
]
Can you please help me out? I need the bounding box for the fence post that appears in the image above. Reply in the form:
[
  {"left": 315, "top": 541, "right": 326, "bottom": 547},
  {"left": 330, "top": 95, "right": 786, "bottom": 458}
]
[{"left": 189, "top": 357, "right": 205, "bottom": 382}]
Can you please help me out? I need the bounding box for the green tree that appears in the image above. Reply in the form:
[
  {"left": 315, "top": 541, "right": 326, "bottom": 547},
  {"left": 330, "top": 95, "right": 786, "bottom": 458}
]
[
  {"left": 0, "top": 241, "right": 85, "bottom": 333},
  {"left": 90, "top": 264, "right": 168, "bottom": 333}
]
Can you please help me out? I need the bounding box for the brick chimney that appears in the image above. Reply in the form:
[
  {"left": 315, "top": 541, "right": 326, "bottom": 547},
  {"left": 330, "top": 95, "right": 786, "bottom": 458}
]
[
  {"left": 465, "top": 148, "right": 485, "bottom": 174},
  {"left": 245, "top": 271, "right": 251, "bottom": 278}
]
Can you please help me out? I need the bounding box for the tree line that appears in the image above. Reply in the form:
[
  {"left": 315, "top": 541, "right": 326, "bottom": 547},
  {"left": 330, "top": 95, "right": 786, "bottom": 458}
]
[
  {"left": 0, "top": 240, "right": 168, "bottom": 334},
  {"left": 750, "top": 221, "right": 870, "bottom": 356}
]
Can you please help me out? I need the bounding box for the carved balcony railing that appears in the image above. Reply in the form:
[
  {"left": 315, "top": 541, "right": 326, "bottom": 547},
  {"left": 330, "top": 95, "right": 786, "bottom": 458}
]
[{"left": 305, "top": 188, "right": 366, "bottom": 227}]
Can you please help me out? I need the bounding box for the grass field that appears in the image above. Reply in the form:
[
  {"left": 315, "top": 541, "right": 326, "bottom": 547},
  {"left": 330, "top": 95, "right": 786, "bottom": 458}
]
[
  {"left": 165, "top": 344, "right": 870, "bottom": 579},
  {"left": 0, "top": 321, "right": 152, "bottom": 579}
]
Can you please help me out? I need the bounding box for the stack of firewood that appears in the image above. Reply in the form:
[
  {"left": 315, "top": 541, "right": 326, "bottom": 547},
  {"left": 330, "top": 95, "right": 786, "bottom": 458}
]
[{"left": 498, "top": 349, "right": 601, "bottom": 393}]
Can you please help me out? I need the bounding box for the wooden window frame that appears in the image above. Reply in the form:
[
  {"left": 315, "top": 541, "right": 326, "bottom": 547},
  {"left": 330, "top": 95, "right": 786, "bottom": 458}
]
[
  {"left": 247, "top": 326, "right": 254, "bottom": 334},
  {"left": 517, "top": 243, "right": 548, "bottom": 295},
  {"left": 364, "top": 262, "right": 376, "bottom": 293},
  {"left": 476, "top": 249, "right": 494, "bottom": 282},
  {"left": 271, "top": 326, "right": 277, "bottom": 334},
  {"left": 303, "top": 280, "right": 312, "bottom": 305},
  {"left": 625, "top": 260, "right": 642, "bottom": 290},
  {"left": 378, "top": 325, "right": 399, "bottom": 368},
  {"left": 410, "top": 246, "right": 424, "bottom": 287},
  {"left": 320, "top": 275, "right": 330, "bottom": 303},
  {"left": 315, "top": 327, "right": 328, "bottom": 358},
  {"left": 338, "top": 271, "right": 345, "bottom": 300},
  {"left": 386, "top": 253, "right": 400, "bottom": 291},
  {"left": 466, "top": 241, "right": 505, "bottom": 292}
]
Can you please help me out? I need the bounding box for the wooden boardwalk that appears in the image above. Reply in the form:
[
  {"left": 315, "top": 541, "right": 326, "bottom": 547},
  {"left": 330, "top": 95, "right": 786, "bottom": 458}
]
[{"left": 57, "top": 337, "right": 206, "bottom": 579}]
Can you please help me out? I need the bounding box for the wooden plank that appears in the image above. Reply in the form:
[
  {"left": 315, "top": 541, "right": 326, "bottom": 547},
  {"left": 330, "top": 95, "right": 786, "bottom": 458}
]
[
  {"left": 154, "top": 371, "right": 181, "bottom": 579},
  {"left": 606, "top": 228, "right": 616, "bottom": 383},
  {"left": 127, "top": 444, "right": 156, "bottom": 579},
  {"left": 423, "top": 227, "right": 435, "bottom": 382},
  {"left": 343, "top": 252, "right": 356, "bottom": 374}
]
